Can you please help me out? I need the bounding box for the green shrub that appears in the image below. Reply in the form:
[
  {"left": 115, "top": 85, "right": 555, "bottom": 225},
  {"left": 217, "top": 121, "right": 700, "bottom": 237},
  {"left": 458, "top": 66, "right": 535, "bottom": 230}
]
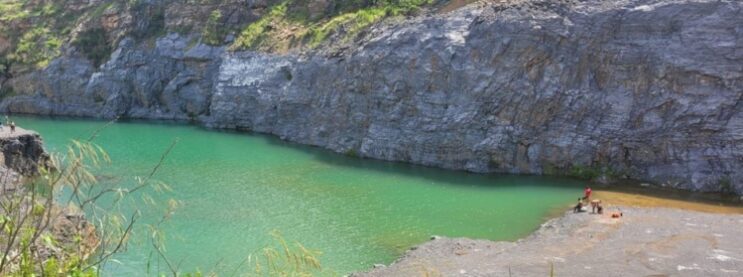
[
  {"left": 232, "top": 2, "right": 289, "bottom": 50},
  {"left": 542, "top": 163, "right": 558, "bottom": 175},
  {"left": 306, "top": 6, "right": 387, "bottom": 47},
  {"left": 307, "top": 0, "right": 433, "bottom": 46},
  {"left": 73, "top": 28, "right": 112, "bottom": 67},
  {"left": 0, "top": 56, "right": 7, "bottom": 75},
  {"left": 13, "top": 27, "right": 62, "bottom": 68},
  {"left": 345, "top": 148, "right": 359, "bottom": 157},
  {"left": 130, "top": 2, "right": 165, "bottom": 40},
  {"left": 0, "top": 1, "right": 86, "bottom": 69},
  {"left": 568, "top": 164, "right": 601, "bottom": 180},
  {"left": 718, "top": 177, "right": 733, "bottom": 194},
  {"left": 232, "top": 0, "right": 435, "bottom": 51},
  {"left": 88, "top": 1, "right": 114, "bottom": 19},
  {"left": 202, "top": 10, "right": 224, "bottom": 45},
  {"left": 565, "top": 164, "right": 625, "bottom": 181},
  {"left": 0, "top": 1, "right": 30, "bottom": 21}
]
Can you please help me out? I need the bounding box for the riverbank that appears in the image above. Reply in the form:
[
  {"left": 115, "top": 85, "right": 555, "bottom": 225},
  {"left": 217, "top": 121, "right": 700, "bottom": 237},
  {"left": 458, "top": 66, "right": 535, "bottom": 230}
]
[{"left": 355, "top": 202, "right": 743, "bottom": 276}]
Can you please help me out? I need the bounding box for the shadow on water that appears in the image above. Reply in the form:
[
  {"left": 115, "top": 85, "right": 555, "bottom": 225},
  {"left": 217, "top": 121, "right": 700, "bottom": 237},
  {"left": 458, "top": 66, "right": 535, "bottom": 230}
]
[
  {"left": 13, "top": 114, "right": 741, "bottom": 208},
  {"left": 5, "top": 113, "right": 565, "bottom": 188},
  {"left": 254, "top": 130, "right": 743, "bottom": 209},
  {"left": 258, "top": 133, "right": 585, "bottom": 190}
]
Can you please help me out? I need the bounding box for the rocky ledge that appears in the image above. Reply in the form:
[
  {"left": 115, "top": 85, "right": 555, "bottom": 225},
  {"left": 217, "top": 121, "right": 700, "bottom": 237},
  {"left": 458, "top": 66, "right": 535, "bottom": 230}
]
[
  {"left": 0, "top": 127, "right": 48, "bottom": 176},
  {"left": 2, "top": 0, "right": 742, "bottom": 194},
  {"left": 0, "top": 129, "right": 97, "bottom": 272},
  {"left": 354, "top": 206, "right": 743, "bottom": 277}
]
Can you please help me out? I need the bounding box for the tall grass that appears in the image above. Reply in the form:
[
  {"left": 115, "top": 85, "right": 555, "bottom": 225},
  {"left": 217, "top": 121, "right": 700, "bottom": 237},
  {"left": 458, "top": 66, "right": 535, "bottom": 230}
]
[
  {"left": 13, "top": 27, "right": 62, "bottom": 68},
  {"left": 0, "top": 1, "right": 30, "bottom": 21},
  {"left": 232, "top": 0, "right": 435, "bottom": 51},
  {"left": 202, "top": 10, "right": 224, "bottom": 45},
  {"left": 305, "top": 7, "right": 388, "bottom": 47},
  {"left": 249, "top": 230, "right": 326, "bottom": 277},
  {"left": 231, "top": 2, "right": 290, "bottom": 50}
]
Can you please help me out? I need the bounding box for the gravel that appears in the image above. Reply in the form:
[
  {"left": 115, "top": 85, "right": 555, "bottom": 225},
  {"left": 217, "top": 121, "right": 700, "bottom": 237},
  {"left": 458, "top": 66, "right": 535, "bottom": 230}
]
[{"left": 354, "top": 206, "right": 743, "bottom": 276}]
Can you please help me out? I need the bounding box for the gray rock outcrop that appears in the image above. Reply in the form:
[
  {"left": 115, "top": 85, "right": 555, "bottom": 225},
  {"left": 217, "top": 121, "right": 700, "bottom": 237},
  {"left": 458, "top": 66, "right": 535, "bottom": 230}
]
[
  {"left": 0, "top": 129, "right": 48, "bottom": 176},
  {"left": 1, "top": 0, "right": 742, "bottom": 193}
]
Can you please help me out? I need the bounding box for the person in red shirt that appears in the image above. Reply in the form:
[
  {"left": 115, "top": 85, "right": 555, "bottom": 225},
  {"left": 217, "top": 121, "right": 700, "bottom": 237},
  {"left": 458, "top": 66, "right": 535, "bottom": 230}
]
[{"left": 583, "top": 186, "right": 592, "bottom": 201}]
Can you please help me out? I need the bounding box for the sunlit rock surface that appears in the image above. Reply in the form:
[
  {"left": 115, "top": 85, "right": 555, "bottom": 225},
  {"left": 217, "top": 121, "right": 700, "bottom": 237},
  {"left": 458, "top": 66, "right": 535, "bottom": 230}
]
[{"left": 2, "top": 0, "right": 742, "bottom": 193}]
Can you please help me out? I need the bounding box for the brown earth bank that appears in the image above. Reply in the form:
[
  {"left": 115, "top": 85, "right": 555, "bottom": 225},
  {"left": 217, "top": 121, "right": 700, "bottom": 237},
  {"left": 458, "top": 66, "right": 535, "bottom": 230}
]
[
  {"left": 592, "top": 189, "right": 743, "bottom": 214},
  {"left": 354, "top": 197, "right": 743, "bottom": 277}
]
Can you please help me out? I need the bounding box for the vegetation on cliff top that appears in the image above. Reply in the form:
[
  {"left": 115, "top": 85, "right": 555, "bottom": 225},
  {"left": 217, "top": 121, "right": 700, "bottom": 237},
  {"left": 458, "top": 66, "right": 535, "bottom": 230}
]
[
  {"left": 0, "top": 0, "right": 149, "bottom": 73},
  {"left": 0, "top": 0, "right": 456, "bottom": 73},
  {"left": 72, "top": 28, "right": 113, "bottom": 68},
  {"left": 231, "top": 0, "right": 437, "bottom": 52},
  {"left": 1, "top": 0, "right": 107, "bottom": 72},
  {"left": 0, "top": 1, "right": 75, "bottom": 70}
]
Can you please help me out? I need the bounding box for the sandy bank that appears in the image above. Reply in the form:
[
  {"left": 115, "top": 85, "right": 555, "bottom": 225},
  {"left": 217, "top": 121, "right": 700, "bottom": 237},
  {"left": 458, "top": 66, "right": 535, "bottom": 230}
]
[{"left": 355, "top": 205, "right": 743, "bottom": 276}]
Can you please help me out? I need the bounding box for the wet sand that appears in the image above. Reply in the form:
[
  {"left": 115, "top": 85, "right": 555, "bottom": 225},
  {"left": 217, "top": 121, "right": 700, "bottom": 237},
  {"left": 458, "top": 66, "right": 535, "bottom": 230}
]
[{"left": 593, "top": 190, "right": 743, "bottom": 214}]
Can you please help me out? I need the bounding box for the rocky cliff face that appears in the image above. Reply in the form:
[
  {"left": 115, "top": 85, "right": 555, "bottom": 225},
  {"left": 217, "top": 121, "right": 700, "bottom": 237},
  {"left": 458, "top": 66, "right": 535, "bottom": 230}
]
[{"left": 1, "top": 0, "right": 741, "bottom": 194}]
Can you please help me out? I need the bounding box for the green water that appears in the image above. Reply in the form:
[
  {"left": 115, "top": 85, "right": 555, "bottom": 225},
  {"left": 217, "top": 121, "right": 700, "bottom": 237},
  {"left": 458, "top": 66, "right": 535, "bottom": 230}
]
[{"left": 16, "top": 116, "right": 584, "bottom": 275}]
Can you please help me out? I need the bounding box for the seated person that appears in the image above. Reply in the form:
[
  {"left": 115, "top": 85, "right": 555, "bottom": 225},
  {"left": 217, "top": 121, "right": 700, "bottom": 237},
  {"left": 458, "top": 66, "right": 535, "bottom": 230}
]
[{"left": 573, "top": 198, "right": 584, "bottom": 213}]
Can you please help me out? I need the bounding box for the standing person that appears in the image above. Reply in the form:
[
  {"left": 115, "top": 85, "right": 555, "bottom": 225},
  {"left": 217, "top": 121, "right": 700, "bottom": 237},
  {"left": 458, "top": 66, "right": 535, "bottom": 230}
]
[
  {"left": 10, "top": 121, "right": 15, "bottom": 133},
  {"left": 590, "top": 199, "right": 602, "bottom": 214},
  {"left": 583, "top": 186, "right": 592, "bottom": 201}
]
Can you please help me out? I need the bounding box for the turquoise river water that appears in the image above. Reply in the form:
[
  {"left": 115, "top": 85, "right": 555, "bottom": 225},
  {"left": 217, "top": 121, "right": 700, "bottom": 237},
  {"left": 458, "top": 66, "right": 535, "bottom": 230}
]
[{"left": 15, "top": 116, "right": 584, "bottom": 275}]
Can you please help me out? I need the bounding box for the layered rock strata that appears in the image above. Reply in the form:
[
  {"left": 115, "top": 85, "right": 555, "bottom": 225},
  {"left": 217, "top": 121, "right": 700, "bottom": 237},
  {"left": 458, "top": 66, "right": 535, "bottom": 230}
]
[{"left": 2, "top": 0, "right": 742, "bottom": 193}]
